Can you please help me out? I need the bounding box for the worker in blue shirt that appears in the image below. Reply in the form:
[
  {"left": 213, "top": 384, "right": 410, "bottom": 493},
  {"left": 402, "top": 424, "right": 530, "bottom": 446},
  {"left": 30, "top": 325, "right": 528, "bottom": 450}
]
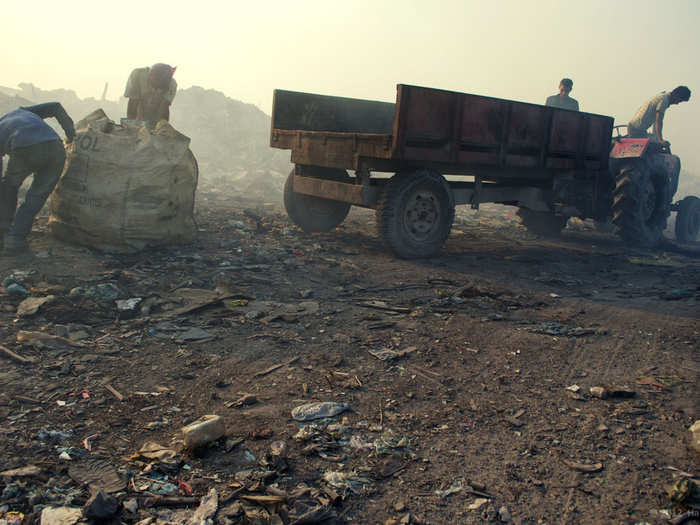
[{"left": 0, "top": 102, "right": 75, "bottom": 253}]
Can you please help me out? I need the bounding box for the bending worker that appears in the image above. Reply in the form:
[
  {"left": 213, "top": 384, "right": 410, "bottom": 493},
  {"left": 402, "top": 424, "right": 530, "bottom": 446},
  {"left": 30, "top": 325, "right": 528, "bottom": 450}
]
[
  {"left": 124, "top": 63, "right": 177, "bottom": 123},
  {"left": 628, "top": 86, "right": 691, "bottom": 144},
  {"left": 0, "top": 102, "right": 75, "bottom": 253}
]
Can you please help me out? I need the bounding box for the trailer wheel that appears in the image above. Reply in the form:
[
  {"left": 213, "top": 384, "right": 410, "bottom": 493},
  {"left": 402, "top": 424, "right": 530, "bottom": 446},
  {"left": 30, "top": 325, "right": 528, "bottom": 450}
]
[
  {"left": 675, "top": 196, "right": 700, "bottom": 243},
  {"left": 376, "top": 170, "right": 455, "bottom": 258},
  {"left": 612, "top": 161, "right": 670, "bottom": 247},
  {"left": 516, "top": 209, "right": 568, "bottom": 237},
  {"left": 283, "top": 166, "right": 352, "bottom": 233}
]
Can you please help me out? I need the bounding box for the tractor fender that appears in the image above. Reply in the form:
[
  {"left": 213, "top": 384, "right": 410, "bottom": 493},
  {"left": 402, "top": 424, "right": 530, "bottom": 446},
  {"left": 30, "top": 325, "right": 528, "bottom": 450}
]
[{"left": 610, "top": 138, "right": 649, "bottom": 159}]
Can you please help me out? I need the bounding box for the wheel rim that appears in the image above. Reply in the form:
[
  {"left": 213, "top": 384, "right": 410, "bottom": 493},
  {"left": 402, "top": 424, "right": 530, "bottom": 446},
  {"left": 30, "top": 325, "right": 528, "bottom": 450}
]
[{"left": 403, "top": 190, "right": 440, "bottom": 241}]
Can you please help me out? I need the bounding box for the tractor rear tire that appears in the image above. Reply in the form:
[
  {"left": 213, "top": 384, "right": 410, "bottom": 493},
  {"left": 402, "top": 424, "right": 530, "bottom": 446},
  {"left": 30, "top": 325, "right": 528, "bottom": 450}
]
[
  {"left": 376, "top": 170, "right": 455, "bottom": 259},
  {"left": 675, "top": 196, "right": 700, "bottom": 243},
  {"left": 612, "top": 161, "right": 670, "bottom": 248},
  {"left": 516, "top": 209, "right": 567, "bottom": 237},
  {"left": 283, "top": 166, "right": 352, "bottom": 233}
]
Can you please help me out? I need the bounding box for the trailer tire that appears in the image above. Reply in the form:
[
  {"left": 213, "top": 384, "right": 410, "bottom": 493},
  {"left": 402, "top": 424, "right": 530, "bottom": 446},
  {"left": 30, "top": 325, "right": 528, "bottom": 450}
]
[
  {"left": 612, "top": 160, "right": 670, "bottom": 248},
  {"left": 675, "top": 196, "right": 700, "bottom": 243},
  {"left": 516, "top": 209, "right": 567, "bottom": 237},
  {"left": 283, "top": 166, "right": 352, "bottom": 233},
  {"left": 376, "top": 170, "right": 455, "bottom": 259}
]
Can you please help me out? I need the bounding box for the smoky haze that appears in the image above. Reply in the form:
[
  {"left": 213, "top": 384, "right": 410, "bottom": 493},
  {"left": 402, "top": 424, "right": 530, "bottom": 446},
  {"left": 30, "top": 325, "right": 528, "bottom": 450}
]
[{"left": 3, "top": 0, "right": 700, "bottom": 195}]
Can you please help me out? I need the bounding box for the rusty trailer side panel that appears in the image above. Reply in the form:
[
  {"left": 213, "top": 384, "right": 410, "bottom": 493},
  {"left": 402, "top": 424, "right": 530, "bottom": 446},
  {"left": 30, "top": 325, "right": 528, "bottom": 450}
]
[
  {"left": 291, "top": 173, "right": 367, "bottom": 205},
  {"left": 270, "top": 89, "right": 396, "bottom": 170},
  {"left": 271, "top": 130, "right": 394, "bottom": 170},
  {"left": 270, "top": 85, "right": 614, "bottom": 175},
  {"left": 391, "top": 85, "right": 613, "bottom": 172}
]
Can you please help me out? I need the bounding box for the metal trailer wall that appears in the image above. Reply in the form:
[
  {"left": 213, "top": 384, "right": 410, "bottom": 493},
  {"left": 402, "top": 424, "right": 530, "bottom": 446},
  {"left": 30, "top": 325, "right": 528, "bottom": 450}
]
[{"left": 271, "top": 85, "right": 614, "bottom": 179}]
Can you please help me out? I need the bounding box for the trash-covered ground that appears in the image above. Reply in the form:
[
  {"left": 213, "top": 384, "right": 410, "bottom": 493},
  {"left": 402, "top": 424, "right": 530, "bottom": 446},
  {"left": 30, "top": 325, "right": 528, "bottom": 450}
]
[{"left": 1, "top": 187, "right": 699, "bottom": 525}]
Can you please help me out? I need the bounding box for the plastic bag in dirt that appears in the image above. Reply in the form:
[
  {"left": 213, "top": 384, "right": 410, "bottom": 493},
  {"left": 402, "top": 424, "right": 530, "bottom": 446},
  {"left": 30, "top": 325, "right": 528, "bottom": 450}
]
[
  {"left": 49, "top": 109, "right": 198, "bottom": 253},
  {"left": 291, "top": 401, "right": 349, "bottom": 421}
]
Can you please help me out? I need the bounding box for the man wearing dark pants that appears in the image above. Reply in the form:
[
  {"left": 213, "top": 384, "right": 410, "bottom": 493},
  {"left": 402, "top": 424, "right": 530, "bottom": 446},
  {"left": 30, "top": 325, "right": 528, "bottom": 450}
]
[{"left": 0, "top": 102, "right": 75, "bottom": 253}]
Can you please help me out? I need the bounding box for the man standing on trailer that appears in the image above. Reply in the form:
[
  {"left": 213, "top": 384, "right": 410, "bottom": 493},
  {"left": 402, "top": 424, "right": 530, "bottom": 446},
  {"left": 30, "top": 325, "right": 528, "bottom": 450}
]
[
  {"left": 627, "top": 86, "right": 691, "bottom": 144},
  {"left": 545, "top": 78, "right": 579, "bottom": 111},
  {"left": 0, "top": 102, "right": 75, "bottom": 253},
  {"left": 124, "top": 63, "right": 177, "bottom": 123}
]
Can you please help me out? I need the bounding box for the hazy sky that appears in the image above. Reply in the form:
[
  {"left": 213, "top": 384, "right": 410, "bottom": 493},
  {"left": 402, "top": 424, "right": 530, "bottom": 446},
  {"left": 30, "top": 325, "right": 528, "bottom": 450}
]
[{"left": 5, "top": 0, "right": 700, "bottom": 172}]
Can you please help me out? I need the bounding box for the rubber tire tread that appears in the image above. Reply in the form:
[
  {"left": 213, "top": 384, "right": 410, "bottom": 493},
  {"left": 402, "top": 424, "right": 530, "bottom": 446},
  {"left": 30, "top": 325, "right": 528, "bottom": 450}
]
[
  {"left": 611, "top": 160, "right": 670, "bottom": 248},
  {"left": 675, "top": 195, "right": 700, "bottom": 243},
  {"left": 283, "top": 166, "right": 352, "bottom": 233},
  {"left": 375, "top": 170, "right": 455, "bottom": 259},
  {"left": 516, "top": 209, "right": 567, "bottom": 237}
]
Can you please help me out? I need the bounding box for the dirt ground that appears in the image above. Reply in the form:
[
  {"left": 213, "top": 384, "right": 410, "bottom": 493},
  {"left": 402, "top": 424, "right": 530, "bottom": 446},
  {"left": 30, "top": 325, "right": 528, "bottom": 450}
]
[{"left": 0, "top": 187, "right": 698, "bottom": 525}]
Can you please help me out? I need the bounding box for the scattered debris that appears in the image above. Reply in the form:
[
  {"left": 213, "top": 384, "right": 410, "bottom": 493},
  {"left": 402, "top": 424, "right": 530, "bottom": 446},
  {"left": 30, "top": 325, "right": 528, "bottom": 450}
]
[
  {"left": 627, "top": 255, "right": 683, "bottom": 268},
  {"left": 182, "top": 415, "right": 226, "bottom": 450},
  {"left": 17, "top": 295, "right": 56, "bottom": 317},
  {"left": 0, "top": 344, "right": 34, "bottom": 364},
  {"left": 504, "top": 409, "right": 526, "bottom": 427},
  {"left": 368, "top": 346, "right": 418, "bottom": 361},
  {"left": 589, "top": 385, "right": 635, "bottom": 399},
  {"left": 228, "top": 393, "right": 258, "bottom": 407},
  {"left": 562, "top": 459, "right": 603, "bottom": 473},
  {"left": 104, "top": 383, "right": 124, "bottom": 401},
  {"left": 0, "top": 465, "right": 41, "bottom": 478},
  {"left": 16, "top": 330, "right": 83, "bottom": 350},
  {"left": 161, "top": 288, "right": 233, "bottom": 318},
  {"left": 134, "top": 442, "right": 180, "bottom": 471},
  {"left": 123, "top": 499, "right": 138, "bottom": 514},
  {"left": 374, "top": 431, "right": 411, "bottom": 455},
  {"left": 356, "top": 300, "right": 411, "bottom": 314},
  {"left": 322, "top": 470, "right": 371, "bottom": 494},
  {"left": 667, "top": 478, "right": 700, "bottom": 508},
  {"left": 254, "top": 356, "right": 299, "bottom": 377},
  {"left": 116, "top": 297, "right": 143, "bottom": 315},
  {"left": 689, "top": 421, "right": 700, "bottom": 455},
  {"left": 4, "top": 276, "right": 30, "bottom": 297},
  {"left": 67, "top": 458, "right": 125, "bottom": 493},
  {"left": 467, "top": 498, "right": 489, "bottom": 511},
  {"left": 531, "top": 322, "right": 596, "bottom": 337},
  {"left": 498, "top": 505, "right": 512, "bottom": 523},
  {"left": 176, "top": 327, "right": 216, "bottom": 343},
  {"left": 39, "top": 507, "right": 83, "bottom": 525},
  {"left": 434, "top": 479, "right": 464, "bottom": 499},
  {"left": 187, "top": 488, "right": 218, "bottom": 525},
  {"left": 83, "top": 489, "right": 119, "bottom": 520},
  {"left": 291, "top": 402, "right": 350, "bottom": 422}
]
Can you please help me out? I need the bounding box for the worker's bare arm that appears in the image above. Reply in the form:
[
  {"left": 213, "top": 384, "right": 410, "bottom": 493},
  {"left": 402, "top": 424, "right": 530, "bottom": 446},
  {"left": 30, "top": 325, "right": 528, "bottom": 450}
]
[{"left": 654, "top": 111, "right": 665, "bottom": 143}]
